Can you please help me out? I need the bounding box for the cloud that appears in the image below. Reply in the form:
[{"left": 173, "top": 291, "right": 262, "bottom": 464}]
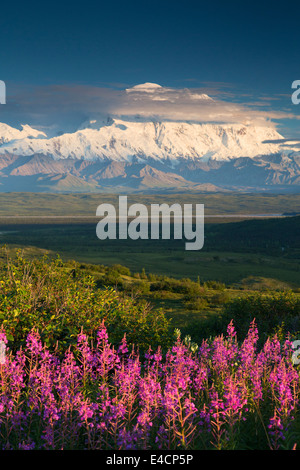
[
  {"left": 0, "top": 81, "right": 299, "bottom": 135},
  {"left": 111, "top": 83, "right": 300, "bottom": 128}
]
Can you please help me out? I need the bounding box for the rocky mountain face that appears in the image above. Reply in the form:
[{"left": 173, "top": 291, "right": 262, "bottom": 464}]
[{"left": 0, "top": 151, "right": 298, "bottom": 193}]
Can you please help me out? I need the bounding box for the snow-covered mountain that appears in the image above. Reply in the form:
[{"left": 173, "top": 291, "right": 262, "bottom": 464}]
[
  {"left": 0, "top": 118, "right": 288, "bottom": 164},
  {"left": 0, "top": 123, "right": 47, "bottom": 145},
  {"left": 0, "top": 84, "right": 299, "bottom": 192}
]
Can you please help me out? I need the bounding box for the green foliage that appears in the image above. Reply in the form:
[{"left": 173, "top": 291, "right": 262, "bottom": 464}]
[
  {"left": 221, "top": 291, "right": 300, "bottom": 342},
  {"left": 237, "top": 276, "right": 292, "bottom": 292},
  {"left": 185, "top": 297, "right": 208, "bottom": 311},
  {"left": 209, "top": 291, "right": 231, "bottom": 306},
  {"left": 127, "top": 280, "right": 150, "bottom": 296},
  {"left": 98, "top": 269, "right": 124, "bottom": 288},
  {"left": 0, "top": 252, "right": 172, "bottom": 354},
  {"left": 203, "top": 280, "right": 226, "bottom": 290},
  {"left": 150, "top": 276, "right": 203, "bottom": 298},
  {"left": 141, "top": 267, "right": 148, "bottom": 280},
  {"left": 110, "top": 264, "right": 131, "bottom": 276}
]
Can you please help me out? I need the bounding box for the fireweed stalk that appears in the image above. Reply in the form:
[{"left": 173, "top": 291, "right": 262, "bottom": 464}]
[{"left": 0, "top": 321, "right": 298, "bottom": 450}]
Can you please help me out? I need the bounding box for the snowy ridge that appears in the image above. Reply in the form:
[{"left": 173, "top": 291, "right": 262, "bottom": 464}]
[
  {"left": 0, "top": 123, "right": 46, "bottom": 145},
  {"left": 0, "top": 118, "right": 290, "bottom": 162}
]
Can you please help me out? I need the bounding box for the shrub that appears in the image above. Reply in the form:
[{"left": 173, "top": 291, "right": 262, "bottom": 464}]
[
  {"left": 210, "top": 291, "right": 231, "bottom": 306},
  {"left": 127, "top": 280, "right": 150, "bottom": 296},
  {"left": 0, "top": 252, "right": 172, "bottom": 354},
  {"left": 185, "top": 297, "right": 208, "bottom": 311},
  {"left": 98, "top": 269, "right": 124, "bottom": 288},
  {"left": 150, "top": 277, "right": 203, "bottom": 298},
  {"left": 221, "top": 291, "right": 300, "bottom": 342},
  {"left": 110, "top": 264, "right": 131, "bottom": 277},
  {"left": 203, "top": 280, "right": 226, "bottom": 291}
]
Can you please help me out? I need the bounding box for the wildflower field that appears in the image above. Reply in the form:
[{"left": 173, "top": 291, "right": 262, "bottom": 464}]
[
  {"left": 1, "top": 320, "right": 300, "bottom": 450},
  {"left": 0, "top": 252, "right": 299, "bottom": 450}
]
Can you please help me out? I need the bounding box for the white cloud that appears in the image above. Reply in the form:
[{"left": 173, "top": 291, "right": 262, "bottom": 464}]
[
  {"left": 1, "top": 82, "right": 299, "bottom": 134},
  {"left": 107, "top": 83, "right": 300, "bottom": 128}
]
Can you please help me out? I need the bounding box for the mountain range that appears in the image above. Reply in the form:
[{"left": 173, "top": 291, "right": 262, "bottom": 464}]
[{"left": 0, "top": 83, "right": 299, "bottom": 193}]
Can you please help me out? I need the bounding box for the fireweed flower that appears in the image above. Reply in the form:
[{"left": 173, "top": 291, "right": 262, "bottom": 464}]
[
  {"left": 268, "top": 411, "right": 285, "bottom": 449},
  {"left": 210, "top": 327, "right": 238, "bottom": 377},
  {"left": 97, "top": 321, "right": 109, "bottom": 344},
  {"left": 226, "top": 320, "right": 236, "bottom": 340},
  {"left": 164, "top": 339, "right": 195, "bottom": 390},
  {"left": 208, "top": 387, "right": 226, "bottom": 449},
  {"left": 222, "top": 375, "right": 248, "bottom": 430},
  {"left": 77, "top": 397, "right": 98, "bottom": 426},
  {"left": 263, "top": 335, "right": 282, "bottom": 366},
  {"left": 239, "top": 320, "right": 259, "bottom": 371},
  {"left": 77, "top": 331, "right": 96, "bottom": 380},
  {"left": 138, "top": 374, "right": 162, "bottom": 410},
  {"left": 247, "top": 362, "right": 264, "bottom": 402},
  {"left": 26, "top": 329, "right": 43, "bottom": 356},
  {"left": 199, "top": 404, "right": 211, "bottom": 431},
  {"left": 114, "top": 355, "right": 141, "bottom": 396},
  {"left": 55, "top": 348, "right": 81, "bottom": 418},
  {"left": 269, "top": 359, "right": 299, "bottom": 418},
  {"left": 192, "top": 364, "right": 208, "bottom": 395},
  {"left": 18, "top": 440, "right": 35, "bottom": 450},
  {"left": 94, "top": 324, "right": 120, "bottom": 380},
  {"left": 118, "top": 335, "right": 129, "bottom": 356},
  {"left": 0, "top": 323, "right": 299, "bottom": 449},
  {"left": 153, "top": 347, "right": 162, "bottom": 364},
  {"left": 133, "top": 408, "right": 154, "bottom": 450},
  {"left": 197, "top": 338, "right": 211, "bottom": 360}
]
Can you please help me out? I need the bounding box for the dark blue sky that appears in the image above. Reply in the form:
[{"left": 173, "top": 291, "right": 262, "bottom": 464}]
[{"left": 0, "top": 0, "right": 299, "bottom": 136}]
